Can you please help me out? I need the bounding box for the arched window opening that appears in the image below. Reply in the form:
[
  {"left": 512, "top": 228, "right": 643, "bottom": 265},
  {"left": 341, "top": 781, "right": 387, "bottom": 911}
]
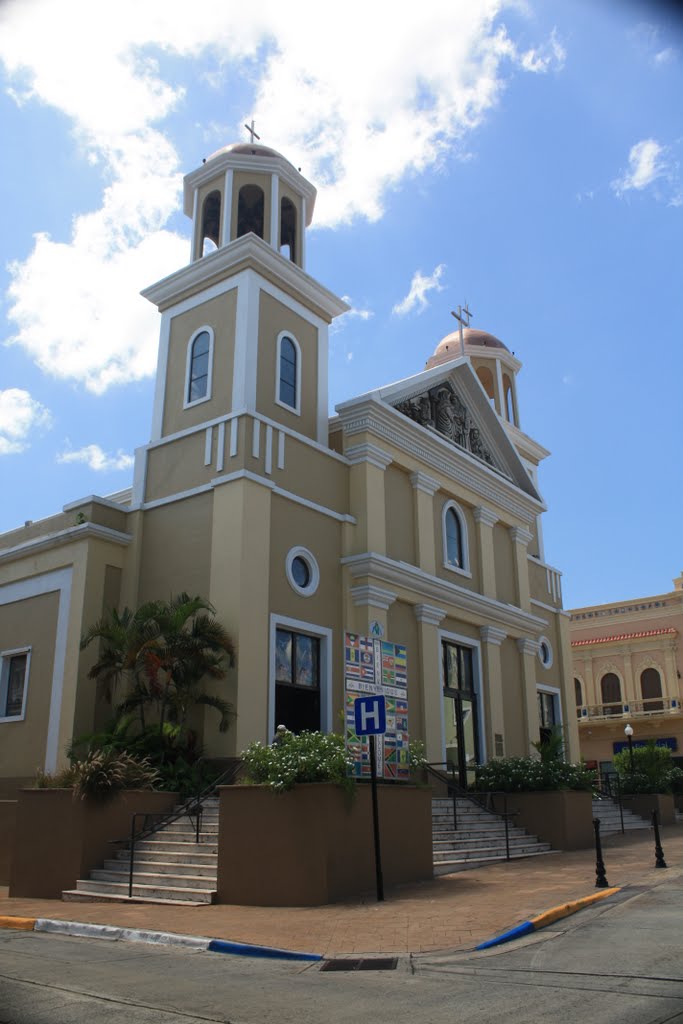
[
  {"left": 200, "top": 191, "right": 221, "bottom": 254},
  {"left": 187, "top": 330, "right": 211, "bottom": 404},
  {"left": 503, "top": 374, "right": 515, "bottom": 424},
  {"left": 280, "top": 197, "right": 297, "bottom": 262},
  {"left": 640, "top": 667, "right": 663, "bottom": 712},
  {"left": 279, "top": 336, "right": 297, "bottom": 409},
  {"left": 574, "top": 678, "right": 583, "bottom": 719},
  {"left": 445, "top": 508, "right": 464, "bottom": 569},
  {"left": 600, "top": 672, "right": 622, "bottom": 716},
  {"left": 237, "top": 185, "right": 264, "bottom": 239},
  {"left": 476, "top": 366, "right": 496, "bottom": 409}
]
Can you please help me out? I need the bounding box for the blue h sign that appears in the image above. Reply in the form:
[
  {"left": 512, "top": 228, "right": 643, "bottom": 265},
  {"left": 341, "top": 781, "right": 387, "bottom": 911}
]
[{"left": 354, "top": 695, "right": 387, "bottom": 736}]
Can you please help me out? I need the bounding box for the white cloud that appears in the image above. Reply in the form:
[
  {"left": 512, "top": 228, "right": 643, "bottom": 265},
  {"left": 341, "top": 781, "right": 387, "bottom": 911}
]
[
  {"left": 0, "top": 0, "right": 563, "bottom": 391},
  {"left": 654, "top": 47, "right": 677, "bottom": 65},
  {"left": 612, "top": 139, "right": 667, "bottom": 195},
  {"left": 393, "top": 264, "right": 446, "bottom": 316},
  {"left": 57, "top": 444, "right": 134, "bottom": 472},
  {"left": 0, "top": 389, "right": 52, "bottom": 455}
]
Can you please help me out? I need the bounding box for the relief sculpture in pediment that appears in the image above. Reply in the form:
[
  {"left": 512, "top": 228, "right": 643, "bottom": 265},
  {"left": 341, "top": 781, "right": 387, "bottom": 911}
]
[{"left": 394, "top": 382, "right": 494, "bottom": 466}]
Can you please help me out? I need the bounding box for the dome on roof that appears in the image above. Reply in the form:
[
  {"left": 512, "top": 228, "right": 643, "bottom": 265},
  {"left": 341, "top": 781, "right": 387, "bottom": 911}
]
[
  {"left": 207, "top": 142, "right": 285, "bottom": 162},
  {"left": 425, "top": 327, "right": 509, "bottom": 369}
]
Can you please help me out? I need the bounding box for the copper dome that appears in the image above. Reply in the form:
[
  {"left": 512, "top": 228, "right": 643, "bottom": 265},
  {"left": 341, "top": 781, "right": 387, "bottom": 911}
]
[{"left": 425, "top": 327, "right": 509, "bottom": 369}]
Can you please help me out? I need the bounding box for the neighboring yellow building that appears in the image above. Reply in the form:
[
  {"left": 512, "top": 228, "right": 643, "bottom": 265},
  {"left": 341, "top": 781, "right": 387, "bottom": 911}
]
[
  {"left": 569, "top": 573, "right": 683, "bottom": 775},
  {"left": 0, "top": 141, "right": 579, "bottom": 797}
]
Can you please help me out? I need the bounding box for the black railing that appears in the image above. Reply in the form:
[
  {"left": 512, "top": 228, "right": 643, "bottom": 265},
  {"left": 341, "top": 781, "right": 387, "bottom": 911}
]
[
  {"left": 424, "top": 762, "right": 519, "bottom": 858},
  {"left": 594, "top": 771, "right": 625, "bottom": 834},
  {"left": 111, "top": 757, "right": 242, "bottom": 899}
]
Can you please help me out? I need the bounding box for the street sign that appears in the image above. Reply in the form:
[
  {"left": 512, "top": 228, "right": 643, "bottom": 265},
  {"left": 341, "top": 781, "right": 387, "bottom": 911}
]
[{"left": 354, "top": 695, "right": 386, "bottom": 736}]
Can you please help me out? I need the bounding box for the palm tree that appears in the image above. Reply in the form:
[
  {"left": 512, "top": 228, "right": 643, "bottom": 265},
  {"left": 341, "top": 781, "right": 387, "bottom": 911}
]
[{"left": 81, "top": 594, "right": 236, "bottom": 741}]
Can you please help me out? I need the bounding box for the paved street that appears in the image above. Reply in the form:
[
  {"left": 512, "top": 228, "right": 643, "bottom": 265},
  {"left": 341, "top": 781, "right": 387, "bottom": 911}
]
[{"left": 2, "top": 875, "right": 683, "bottom": 1024}]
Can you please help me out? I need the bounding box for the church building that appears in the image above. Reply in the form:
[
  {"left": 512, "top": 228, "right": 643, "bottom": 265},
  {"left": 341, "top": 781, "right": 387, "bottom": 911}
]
[{"left": 0, "top": 140, "right": 579, "bottom": 797}]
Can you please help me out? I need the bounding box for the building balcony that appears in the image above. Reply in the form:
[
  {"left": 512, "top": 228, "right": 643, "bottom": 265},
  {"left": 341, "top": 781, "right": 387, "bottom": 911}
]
[{"left": 577, "top": 697, "right": 680, "bottom": 724}]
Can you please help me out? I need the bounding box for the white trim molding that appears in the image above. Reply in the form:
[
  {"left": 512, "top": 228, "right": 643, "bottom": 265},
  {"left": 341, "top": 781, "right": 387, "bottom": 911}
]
[
  {"left": 409, "top": 471, "right": 440, "bottom": 496},
  {"left": 442, "top": 499, "right": 472, "bottom": 578},
  {"left": 480, "top": 626, "right": 507, "bottom": 646},
  {"left": 285, "top": 546, "right": 320, "bottom": 597},
  {"left": 275, "top": 331, "right": 302, "bottom": 416},
  {"left": 414, "top": 603, "right": 447, "bottom": 626},
  {"left": 345, "top": 443, "right": 393, "bottom": 470},
  {"left": 350, "top": 584, "right": 398, "bottom": 611},
  {"left": 473, "top": 506, "right": 499, "bottom": 528},
  {"left": 183, "top": 325, "right": 215, "bottom": 410}
]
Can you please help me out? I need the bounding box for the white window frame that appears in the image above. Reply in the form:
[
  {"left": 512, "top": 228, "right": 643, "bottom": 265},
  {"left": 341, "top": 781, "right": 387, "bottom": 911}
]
[
  {"left": 438, "top": 629, "right": 486, "bottom": 766},
  {"left": 184, "top": 325, "right": 215, "bottom": 410},
  {"left": 0, "top": 646, "right": 31, "bottom": 723},
  {"left": 274, "top": 331, "right": 302, "bottom": 416},
  {"left": 537, "top": 635, "right": 553, "bottom": 669},
  {"left": 285, "top": 546, "right": 320, "bottom": 597},
  {"left": 268, "top": 614, "right": 332, "bottom": 743},
  {"left": 537, "top": 683, "right": 563, "bottom": 733},
  {"left": 441, "top": 500, "right": 472, "bottom": 578}
]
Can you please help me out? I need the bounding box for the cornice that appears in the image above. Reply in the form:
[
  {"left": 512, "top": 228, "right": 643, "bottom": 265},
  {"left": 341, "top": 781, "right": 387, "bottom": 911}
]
[
  {"left": 345, "top": 443, "right": 393, "bottom": 470},
  {"left": 504, "top": 422, "right": 551, "bottom": 463},
  {"left": 349, "top": 584, "right": 398, "bottom": 610},
  {"left": 341, "top": 551, "right": 547, "bottom": 636},
  {"left": 517, "top": 637, "right": 540, "bottom": 657},
  {"left": 141, "top": 234, "right": 349, "bottom": 320},
  {"left": 0, "top": 523, "right": 132, "bottom": 566},
  {"left": 480, "top": 625, "right": 507, "bottom": 646},
  {"left": 511, "top": 526, "right": 534, "bottom": 546},
  {"left": 414, "top": 603, "right": 447, "bottom": 626},
  {"left": 335, "top": 398, "right": 543, "bottom": 525},
  {"left": 409, "top": 471, "right": 441, "bottom": 496},
  {"left": 473, "top": 506, "right": 499, "bottom": 528}
]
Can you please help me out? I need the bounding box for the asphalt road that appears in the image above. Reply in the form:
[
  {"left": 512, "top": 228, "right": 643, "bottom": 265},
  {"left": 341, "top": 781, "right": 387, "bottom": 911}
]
[{"left": 2, "top": 881, "right": 683, "bottom": 1024}]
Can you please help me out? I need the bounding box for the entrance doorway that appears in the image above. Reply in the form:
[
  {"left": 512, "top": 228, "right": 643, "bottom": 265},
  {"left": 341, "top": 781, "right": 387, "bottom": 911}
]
[
  {"left": 274, "top": 628, "right": 321, "bottom": 734},
  {"left": 442, "top": 641, "right": 480, "bottom": 788}
]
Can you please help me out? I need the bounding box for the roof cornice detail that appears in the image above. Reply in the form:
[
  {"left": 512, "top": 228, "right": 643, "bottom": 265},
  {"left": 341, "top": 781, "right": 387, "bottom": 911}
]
[
  {"left": 0, "top": 523, "right": 132, "bottom": 565},
  {"left": 336, "top": 397, "right": 543, "bottom": 525},
  {"left": 141, "top": 234, "right": 349, "bottom": 320},
  {"left": 341, "top": 551, "right": 547, "bottom": 636}
]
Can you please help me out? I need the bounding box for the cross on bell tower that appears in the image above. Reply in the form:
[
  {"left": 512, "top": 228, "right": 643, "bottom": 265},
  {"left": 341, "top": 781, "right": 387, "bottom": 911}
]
[
  {"left": 244, "top": 119, "right": 260, "bottom": 143},
  {"left": 451, "top": 303, "right": 473, "bottom": 357}
]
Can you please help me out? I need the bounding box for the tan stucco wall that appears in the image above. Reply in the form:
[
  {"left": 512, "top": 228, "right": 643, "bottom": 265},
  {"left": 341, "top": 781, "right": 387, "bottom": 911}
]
[
  {"left": 493, "top": 524, "right": 515, "bottom": 605},
  {"left": 385, "top": 467, "right": 416, "bottom": 565},
  {"left": 162, "top": 288, "right": 238, "bottom": 438},
  {"left": 500, "top": 637, "right": 527, "bottom": 756},
  {"left": 137, "top": 492, "right": 213, "bottom": 603},
  {"left": 0, "top": 592, "right": 59, "bottom": 780},
  {"left": 256, "top": 290, "right": 319, "bottom": 439}
]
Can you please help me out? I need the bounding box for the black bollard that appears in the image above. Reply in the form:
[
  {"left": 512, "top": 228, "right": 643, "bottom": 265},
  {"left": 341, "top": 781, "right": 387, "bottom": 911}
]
[
  {"left": 651, "top": 809, "right": 668, "bottom": 869},
  {"left": 593, "top": 817, "right": 609, "bottom": 888}
]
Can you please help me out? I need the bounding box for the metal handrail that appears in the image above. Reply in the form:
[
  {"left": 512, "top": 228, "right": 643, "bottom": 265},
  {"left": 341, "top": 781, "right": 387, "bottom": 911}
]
[
  {"left": 111, "top": 757, "right": 242, "bottom": 898},
  {"left": 424, "top": 762, "right": 520, "bottom": 859},
  {"left": 594, "top": 770, "right": 625, "bottom": 834}
]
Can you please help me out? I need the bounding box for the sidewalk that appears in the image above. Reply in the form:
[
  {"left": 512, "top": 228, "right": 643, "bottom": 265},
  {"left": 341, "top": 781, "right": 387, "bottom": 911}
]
[{"left": 2, "top": 826, "right": 682, "bottom": 956}]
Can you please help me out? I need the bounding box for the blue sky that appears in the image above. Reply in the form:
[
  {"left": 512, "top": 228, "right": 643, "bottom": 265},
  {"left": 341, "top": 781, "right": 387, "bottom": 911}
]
[{"left": 1, "top": 0, "right": 681, "bottom": 609}]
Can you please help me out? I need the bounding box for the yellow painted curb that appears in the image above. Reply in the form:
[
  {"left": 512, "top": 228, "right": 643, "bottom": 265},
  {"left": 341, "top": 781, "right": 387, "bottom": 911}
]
[
  {"left": 531, "top": 888, "right": 621, "bottom": 929},
  {"left": 0, "top": 916, "right": 36, "bottom": 931}
]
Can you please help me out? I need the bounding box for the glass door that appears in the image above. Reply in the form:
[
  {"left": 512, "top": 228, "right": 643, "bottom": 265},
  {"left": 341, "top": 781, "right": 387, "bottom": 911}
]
[{"left": 442, "top": 642, "right": 480, "bottom": 788}]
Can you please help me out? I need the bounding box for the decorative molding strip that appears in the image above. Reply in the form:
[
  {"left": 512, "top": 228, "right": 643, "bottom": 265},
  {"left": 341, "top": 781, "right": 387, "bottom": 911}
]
[
  {"left": 480, "top": 625, "right": 507, "bottom": 646},
  {"left": 216, "top": 421, "right": 226, "bottom": 472},
  {"left": 277, "top": 431, "right": 285, "bottom": 471},
  {"left": 252, "top": 420, "right": 260, "bottom": 459},
  {"left": 516, "top": 637, "right": 540, "bottom": 657},
  {"left": 409, "top": 471, "right": 441, "bottom": 496},
  {"left": 229, "top": 418, "right": 239, "bottom": 459},
  {"left": 62, "top": 494, "right": 131, "bottom": 514},
  {"left": 345, "top": 442, "right": 393, "bottom": 470},
  {"left": 341, "top": 551, "right": 546, "bottom": 635},
  {"left": 204, "top": 426, "right": 213, "bottom": 467},
  {"left": 473, "top": 506, "right": 499, "bottom": 528},
  {"left": 511, "top": 526, "right": 534, "bottom": 546},
  {"left": 0, "top": 524, "right": 132, "bottom": 565},
  {"left": 414, "top": 603, "right": 447, "bottom": 626},
  {"left": 350, "top": 584, "right": 398, "bottom": 610},
  {"left": 531, "top": 598, "right": 569, "bottom": 618},
  {"left": 265, "top": 425, "right": 273, "bottom": 475}
]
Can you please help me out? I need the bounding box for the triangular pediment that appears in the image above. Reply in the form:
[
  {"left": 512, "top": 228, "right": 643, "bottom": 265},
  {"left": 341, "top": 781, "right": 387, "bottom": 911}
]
[{"left": 370, "top": 359, "right": 541, "bottom": 501}]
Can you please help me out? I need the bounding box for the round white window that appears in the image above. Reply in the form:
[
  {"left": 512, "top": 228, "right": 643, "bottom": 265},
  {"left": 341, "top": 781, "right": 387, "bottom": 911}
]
[
  {"left": 285, "top": 547, "right": 320, "bottom": 597},
  {"left": 538, "top": 636, "right": 553, "bottom": 669}
]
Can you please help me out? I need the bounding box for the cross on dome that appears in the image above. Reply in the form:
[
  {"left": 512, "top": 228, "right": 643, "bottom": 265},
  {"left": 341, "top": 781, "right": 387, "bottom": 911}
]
[
  {"left": 451, "top": 303, "right": 473, "bottom": 357},
  {"left": 244, "top": 119, "right": 260, "bottom": 143}
]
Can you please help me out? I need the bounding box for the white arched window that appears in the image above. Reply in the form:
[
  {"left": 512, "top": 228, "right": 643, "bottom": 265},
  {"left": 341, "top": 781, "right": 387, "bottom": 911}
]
[
  {"left": 275, "top": 332, "right": 301, "bottom": 415},
  {"left": 184, "top": 327, "right": 214, "bottom": 408},
  {"left": 442, "top": 500, "right": 470, "bottom": 576}
]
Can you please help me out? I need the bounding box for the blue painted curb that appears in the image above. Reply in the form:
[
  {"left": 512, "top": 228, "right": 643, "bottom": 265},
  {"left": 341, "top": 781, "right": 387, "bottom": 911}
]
[
  {"left": 207, "top": 938, "right": 322, "bottom": 961},
  {"left": 475, "top": 920, "right": 534, "bottom": 950}
]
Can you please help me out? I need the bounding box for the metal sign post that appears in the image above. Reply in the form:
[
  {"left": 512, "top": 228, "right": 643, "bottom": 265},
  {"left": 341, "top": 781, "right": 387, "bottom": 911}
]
[{"left": 354, "top": 695, "right": 387, "bottom": 902}]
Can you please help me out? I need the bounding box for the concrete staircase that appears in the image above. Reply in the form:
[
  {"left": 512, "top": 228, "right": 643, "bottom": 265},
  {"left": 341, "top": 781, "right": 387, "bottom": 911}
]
[
  {"left": 591, "top": 796, "right": 651, "bottom": 835},
  {"left": 63, "top": 798, "right": 219, "bottom": 905},
  {"left": 432, "top": 795, "right": 554, "bottom": 875}
]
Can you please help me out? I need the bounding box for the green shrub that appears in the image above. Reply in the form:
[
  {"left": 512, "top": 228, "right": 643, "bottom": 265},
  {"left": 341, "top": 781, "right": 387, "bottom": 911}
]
[
  {"left": 241, "top": 730, "right": 355, "bottom": 793},
  {"left": 474, "top": 756, "right": 594, "bottom": 793},
  {"left": 614, "top": 741, "right": 683, "bottom": 794},
  {"left": 35, "top": 751, "right": 160, "bottom": 802}
]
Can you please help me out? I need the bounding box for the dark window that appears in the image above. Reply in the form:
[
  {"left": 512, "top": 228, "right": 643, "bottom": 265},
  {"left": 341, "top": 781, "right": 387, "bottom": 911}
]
[
  {"left": 600, "top": 672, "right": 622, "bottom": 715},
  {"left": 237, "top": 185, "right": 264, "bottom": 239},
  {"left": 200, "top": 190, "right": 221, "bottom": 253},
  {"left": 640, "top": 667, "right": 663, "bottom": 711},
  {"left": 291, "top": 556, "right": 310, "bottom": 589},
  {"left": 275, "top": 628, "right": 321, "bottom": 734},
  {"left": 188, "top": 331, "right": 210, "bottom": 403},
  {"left": 280, "top": 197, "right": 297, "bottom": 261},
  {"left": 574, "top": 677, "right": 583, "bottom": 719},
  {"left": 442, "top": 641, "right": 478, "bottom": 788},
  {"left": 445, "top": 507, "right": 464, "bottom": 568},
  {"left": 4, "top": 653, "right": 27, "bottom": 717},
  {"left": 279, "top": 336, "right": 297, "bottom": 409},
  {"left": 538, "top": 691, "right": 557, "bottom": 729}
]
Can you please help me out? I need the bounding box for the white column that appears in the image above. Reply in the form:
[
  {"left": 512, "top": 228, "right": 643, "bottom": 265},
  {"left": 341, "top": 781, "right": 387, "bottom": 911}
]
[
  {"left": 414, "top": 604, "right": 447, "bottom": 763},
  {"left": 270, "top": 173, "right": 279, "bottom": 250},
  {"left": 480, "top": 625, "right": 507, "bottom": 758},
  {"left": 410, "top": 471, "right": 440, "bottom": 575},
  {"left": 222, "top": 169, "right": 233, "bottom": 246}
]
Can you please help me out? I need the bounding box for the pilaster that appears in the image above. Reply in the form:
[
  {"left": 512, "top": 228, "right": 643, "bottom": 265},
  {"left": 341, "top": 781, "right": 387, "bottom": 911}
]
[
  {"left": 510, "top": 526, "right": 533, "bottom": 612},
  {"left": 517, "top": 636, "right": 541, "bottom": 755},
  {"left": 414, "top": 604, "right": 447, "bottom": 763},
  {"left": 473, "top": 506, "right": 498, "bottom": 600},
  {"left": 410, "top": 471, "right": 440, "bottom": 575},
  {"left": 346, "top": 443, "right": 392, "bottom": 555},
  {"left": 479, "top": 625, "right": 507, "bottom": 758},
  {"left": 348, "top": 583, "right": 397, "bottom": 637}
]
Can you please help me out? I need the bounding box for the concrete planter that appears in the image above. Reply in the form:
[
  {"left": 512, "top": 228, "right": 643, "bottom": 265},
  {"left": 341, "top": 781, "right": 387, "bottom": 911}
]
[
  {"left": 621, "top": 793, "right": 676, "bottom": 826},
  {"left": 0, "top": 800, "right": 18, "bottom": 885},
  {"left": 217, "top": 782, "right": 433, "bottom": 906},
  {"left": 9, "top": 788, "right": 177, "bottom": 899},
  {"left": 487, "top": 790, "right": 593, "bottom": 851}
]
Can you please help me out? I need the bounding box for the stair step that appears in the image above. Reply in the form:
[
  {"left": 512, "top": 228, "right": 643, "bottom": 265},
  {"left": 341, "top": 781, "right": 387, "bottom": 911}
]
[
  {"left": 115, "top": 850, "right": 217, "bottom": 867},
  {"left": 90, "top": 868, "right": 216, "bottom": 890},
  {"left": 70, "top": 878, "right": 216, "bottom": 903},
  {"left": 62, "top": 890, "right": 207, "bottom": 907},
  {"left": 434, "top": 849, "right": 559, "bottom": 875}
]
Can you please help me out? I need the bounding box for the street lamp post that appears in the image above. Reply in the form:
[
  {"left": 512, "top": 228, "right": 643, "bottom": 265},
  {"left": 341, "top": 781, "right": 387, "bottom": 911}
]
[{"left": 624, "top": 723, "right": 634, "bottom": 773}]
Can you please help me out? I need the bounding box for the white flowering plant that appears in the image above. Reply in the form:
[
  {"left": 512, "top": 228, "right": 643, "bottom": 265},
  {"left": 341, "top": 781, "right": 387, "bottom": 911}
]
[
  {"left": 474, "top": 756, "right": 594, "bottom": 793},
  {"left": 241, "top": 730, "right": 355, "bottom": 793}
]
